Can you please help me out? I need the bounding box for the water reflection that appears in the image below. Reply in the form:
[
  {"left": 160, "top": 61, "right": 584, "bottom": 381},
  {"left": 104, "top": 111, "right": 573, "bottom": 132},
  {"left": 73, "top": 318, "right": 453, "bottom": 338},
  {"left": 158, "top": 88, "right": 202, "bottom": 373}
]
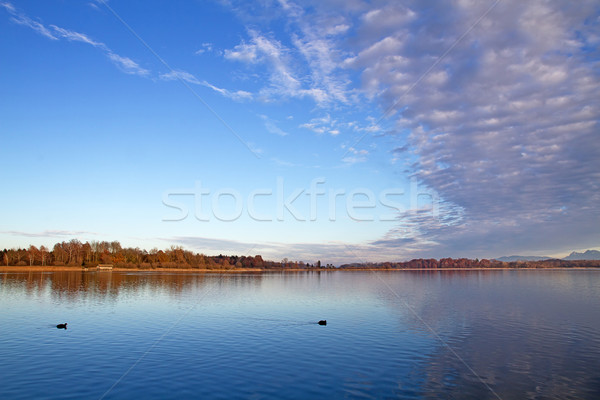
[
  {"left": 1, "top": 271, "right": 268, "bottom": 302},
  {"left": 374, "top": 270, "right": 600, "bottom": 399},
  {"left": 1, "top": 270, "right": 599, "bottom": 399}
]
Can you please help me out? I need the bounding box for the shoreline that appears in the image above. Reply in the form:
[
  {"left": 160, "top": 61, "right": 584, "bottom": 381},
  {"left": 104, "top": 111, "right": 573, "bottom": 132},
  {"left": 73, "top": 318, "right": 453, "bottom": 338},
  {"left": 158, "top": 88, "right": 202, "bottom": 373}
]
[{"left": 1, "top": 266, "right": 598, "bottom": 273}]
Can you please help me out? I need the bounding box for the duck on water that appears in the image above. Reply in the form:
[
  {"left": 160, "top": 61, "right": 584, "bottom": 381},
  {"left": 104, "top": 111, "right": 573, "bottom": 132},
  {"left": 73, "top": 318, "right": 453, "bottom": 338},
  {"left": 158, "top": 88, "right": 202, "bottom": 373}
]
[{"left": 56, "top": 323, "right": 67, "bottom": 329}]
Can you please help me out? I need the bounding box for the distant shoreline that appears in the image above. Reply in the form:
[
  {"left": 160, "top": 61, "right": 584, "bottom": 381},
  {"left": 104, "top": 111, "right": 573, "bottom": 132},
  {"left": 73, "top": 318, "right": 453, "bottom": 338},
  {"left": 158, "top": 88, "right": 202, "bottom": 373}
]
[
  {"left": 5, "top": 241, "right": 599, "bottom": 271},
  {"left": 1, "top": 266, "right": 599, "bottom": 273}
]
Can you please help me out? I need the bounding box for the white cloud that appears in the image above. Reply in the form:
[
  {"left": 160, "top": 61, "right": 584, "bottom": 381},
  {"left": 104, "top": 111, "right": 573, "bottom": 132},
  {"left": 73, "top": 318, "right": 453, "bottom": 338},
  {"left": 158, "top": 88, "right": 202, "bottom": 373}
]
[
  {"left": 342, "top": 146, "right": 369, "bottom": 164},
  {"left": 195, "top": 42, "right": 213, "bottom": 55},
  {"left": 107, "top": 52, "right": 149, "bottom": 76},
  {"left": 300, "top": 122, "right": 325, "bottom": 134},
  {"left": 10, "top": 14, "right": 57, "bottom": 40},
  {"left": 349, "top": 147, "right": 368, "bottom": 155},
  {"left": 217, "top": 0, "right": 598, "bottom": 257},
  {"left": 300, "top": 113, "right": 381, "bottom": 138},
  {"left": 0, "top": 2, "right": 16, "bottom": 13},
  {"left": 160, "top": 70, "right": 201, "bottom": 85},
  {"left": 3, "top": 230, "right": 97, "bottom": 238},
  {"left": 222, "top": 0, "right": 356, "bottom": 107},
  {"left": 225, "top": 30, "right": 309, "bottom": 101},
  {"left": 300, "top": 114, "right": 332, "bottom": 134},
  {"left": 259, "top": 114, "right": 288, "bottom": 136},
  {"left": 224, "top": 40, "right": 260, "bottom": 63},
  {"left": 362, "top": 4, "right": 416, "bottom": 28},
  {"left": 4, "top": 3, "right": 151, "bottom": 78},
  {"left": 247, "top": 142, "right": 263, "bottom": 155},
  {"left": 343, "top": 0, "right": 600, "bottom": 256},
  {"left": 50, "top": 25, "right": 105, "bottom": 47},
  {"left": 325, "top": 24, "right": 350, "bottom": 36},
  {"left": 161, "top": 69, "right": 252, "bottom": 101},
  {"left": 202, "top": 80, "right": 253, "bottom": 101}
]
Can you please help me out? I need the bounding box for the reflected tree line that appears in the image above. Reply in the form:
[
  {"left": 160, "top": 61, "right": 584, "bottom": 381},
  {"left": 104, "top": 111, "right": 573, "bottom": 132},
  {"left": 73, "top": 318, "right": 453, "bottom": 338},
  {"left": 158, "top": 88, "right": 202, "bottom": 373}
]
[
  {"left": 1, "top": 269, "right": 221, "bottom": 300},
  {"left": 1, "top": 239, "right": 323, "bottom": 269}
]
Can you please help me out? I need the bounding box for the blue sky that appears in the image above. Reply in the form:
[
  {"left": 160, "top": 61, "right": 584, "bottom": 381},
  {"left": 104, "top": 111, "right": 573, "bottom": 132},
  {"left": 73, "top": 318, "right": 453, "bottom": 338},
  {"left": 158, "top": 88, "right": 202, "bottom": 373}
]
[{"left": 1, "top": 0, "right": 599, "bottom": 264}]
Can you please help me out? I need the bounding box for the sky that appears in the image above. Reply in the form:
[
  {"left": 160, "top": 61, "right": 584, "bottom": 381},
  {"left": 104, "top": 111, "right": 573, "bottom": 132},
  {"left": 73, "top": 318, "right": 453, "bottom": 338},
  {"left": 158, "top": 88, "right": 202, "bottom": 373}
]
[{"left": 1, "top": 0, "right": 599, "bottom": 264}]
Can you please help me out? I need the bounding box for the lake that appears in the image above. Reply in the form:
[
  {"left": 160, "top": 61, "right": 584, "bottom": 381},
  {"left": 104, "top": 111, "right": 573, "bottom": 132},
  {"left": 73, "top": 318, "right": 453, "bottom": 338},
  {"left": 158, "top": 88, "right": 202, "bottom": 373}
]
[{"left": 1, "top": 269, "right": 599, "bottom": 399}]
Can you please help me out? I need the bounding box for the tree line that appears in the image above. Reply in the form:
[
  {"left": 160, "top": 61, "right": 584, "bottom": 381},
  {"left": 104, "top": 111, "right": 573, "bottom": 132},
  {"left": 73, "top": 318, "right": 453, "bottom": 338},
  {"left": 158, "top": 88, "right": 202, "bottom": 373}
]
[
  {"left": 339, "top": 258, "right": 600, "bottom": 269},
  {"left": 1, "top": 239, "right": 322, "bottom": 269},
  {"left": 4, "top": 240, "right": 599, "bottom": 270}
]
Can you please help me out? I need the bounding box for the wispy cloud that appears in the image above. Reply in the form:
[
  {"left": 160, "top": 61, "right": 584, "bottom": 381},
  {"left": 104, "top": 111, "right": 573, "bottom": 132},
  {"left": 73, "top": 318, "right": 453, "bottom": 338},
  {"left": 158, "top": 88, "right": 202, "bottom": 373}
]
[
  {"left": 225, "top": 30, "right": 304, "bottom": 101},
  {"left": 259, "top": 114, "right": 288, "bottom": 136},
  {"left": 3, "top": 230, "right": 97, "bottom": 239},
  {"left": 224, "top": 38, "right": 260, "bottom": 63},
  {"left": 4, "top": 2, "right": 57, "bottom": 40},
  {"left": 194, "top": 42, "right": 213, "bottom": 55},
  {"left": 50, "top": 24, "right": 105, "bottom": 47},
  {"left": 160, "top": 70, "right": 201, "bottom": 85},
  {"left": 223, "top": 21, "right": 352, "bottom": 106},
  {"left": 0, "top": 1, "right": 15, "bottom": 13},
  {"left": 107, "top": 52, "right": 149, "bottom": 76},
  {"left": 299, "top": 114, "right": 377, "bottom": 137},
  {"left": 202, "top": 80, "right": 253, "bottom": 101},
  {"left": 300, "top": 114, "right": 334, "bottom": 134},
  {"left": 341, "top": 146, "right": 369, "bottom": 165},
  {"left": 160, "top": 70, "right": 252, "bottom": 101},
  {"left": 2, "top": 2, "right": 149, "bottom": 77}
]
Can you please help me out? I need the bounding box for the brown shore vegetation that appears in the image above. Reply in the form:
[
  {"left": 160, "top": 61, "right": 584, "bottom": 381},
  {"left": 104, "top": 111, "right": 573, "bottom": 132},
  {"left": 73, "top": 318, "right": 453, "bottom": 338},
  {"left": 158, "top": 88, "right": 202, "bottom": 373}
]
[
  {"left": 2, "top": 239, "right": 600, "bottom": 271},
  {"left": 1, "top": 240, "right": 322, "bottom": 270}
]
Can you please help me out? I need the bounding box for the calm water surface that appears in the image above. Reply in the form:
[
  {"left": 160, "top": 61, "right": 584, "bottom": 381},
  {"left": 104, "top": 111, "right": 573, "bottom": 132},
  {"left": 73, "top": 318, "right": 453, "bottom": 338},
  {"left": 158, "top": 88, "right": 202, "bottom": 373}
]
[{"left": 1, "top": 269, "right": 599, "bottom": 399}]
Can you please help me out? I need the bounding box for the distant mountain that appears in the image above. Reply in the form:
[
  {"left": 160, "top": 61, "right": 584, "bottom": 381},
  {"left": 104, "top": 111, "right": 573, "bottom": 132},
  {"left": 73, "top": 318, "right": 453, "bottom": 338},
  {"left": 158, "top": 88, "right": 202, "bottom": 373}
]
[
  {"left": 563, "top": 250, "right": 600, "bottom": 260},
  {"left": 496, "top": 255, "right": 551, "bottom": 262},
  {"left": 495, "top": 250, "right": 600, "bottom": 262}
]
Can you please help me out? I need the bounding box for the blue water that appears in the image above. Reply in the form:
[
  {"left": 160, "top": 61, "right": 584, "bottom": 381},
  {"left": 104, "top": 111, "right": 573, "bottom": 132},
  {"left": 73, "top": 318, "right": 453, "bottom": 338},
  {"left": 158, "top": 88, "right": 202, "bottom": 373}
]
[{"left": 1, "top": 270, "right": 600, "bottom": 399}]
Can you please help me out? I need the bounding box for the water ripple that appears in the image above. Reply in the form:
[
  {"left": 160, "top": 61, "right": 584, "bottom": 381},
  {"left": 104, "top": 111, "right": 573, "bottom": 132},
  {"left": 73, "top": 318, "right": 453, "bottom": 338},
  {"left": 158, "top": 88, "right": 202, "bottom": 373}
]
[{"left": 1, "top": 270, "right": 599, "bottom": 399}]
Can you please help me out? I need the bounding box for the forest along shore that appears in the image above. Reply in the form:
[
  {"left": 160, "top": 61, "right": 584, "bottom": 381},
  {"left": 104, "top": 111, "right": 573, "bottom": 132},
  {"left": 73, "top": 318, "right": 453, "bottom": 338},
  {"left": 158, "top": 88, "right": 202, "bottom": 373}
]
[
  {"left": 3, "top": 240, "right": 600, "bottom": 271},
  {"left": 1, "top": 260, "right": 600, "bottom": 273}
]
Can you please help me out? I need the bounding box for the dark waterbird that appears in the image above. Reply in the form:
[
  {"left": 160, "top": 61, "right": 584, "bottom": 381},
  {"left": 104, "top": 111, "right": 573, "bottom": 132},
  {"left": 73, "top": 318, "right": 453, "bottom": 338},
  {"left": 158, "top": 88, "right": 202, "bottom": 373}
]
[
  {"left": 318, "top": 320, "right": 327, "bottom": 326},
  {"left": 56, "top": 323, "right": 67, "bottom": 329}
]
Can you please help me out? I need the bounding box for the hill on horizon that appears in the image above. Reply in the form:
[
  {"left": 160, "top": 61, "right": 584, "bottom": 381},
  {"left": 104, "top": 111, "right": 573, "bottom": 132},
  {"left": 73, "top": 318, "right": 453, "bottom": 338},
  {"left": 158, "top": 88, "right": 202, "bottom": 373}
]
[
  {"left": 496, "top": 249, "right": 600, "bottom": 262},
  {"left": 563, "top": 250, "right": 600, "bottom": 260},
  {"left": 496, "top": 255, "right": 552, "bottom": 262}
]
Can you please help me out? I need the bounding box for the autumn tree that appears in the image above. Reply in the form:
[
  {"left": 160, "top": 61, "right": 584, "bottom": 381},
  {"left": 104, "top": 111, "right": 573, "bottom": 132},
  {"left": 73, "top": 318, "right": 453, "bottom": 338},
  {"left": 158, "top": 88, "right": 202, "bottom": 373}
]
[
  {"left": 39, "top": 245, "right": 48, "bottom": 266},
  {"left": 2, "top": 239, "right": 319, "bottom": 270},
  {"left": 90, "top": 240, "right": 102, "bottom": 263},
  {"left": 109, "top": 241, "right": 122, "bottom": 255},
  {"left": 28, "top": 245, "right": 39, "bottom": 266},
  {"left": 82, "top": 242, "right": 92, "bottom": 264},
  {"left": 53, "top": 243, "right": 64, "bottom": 264}
]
